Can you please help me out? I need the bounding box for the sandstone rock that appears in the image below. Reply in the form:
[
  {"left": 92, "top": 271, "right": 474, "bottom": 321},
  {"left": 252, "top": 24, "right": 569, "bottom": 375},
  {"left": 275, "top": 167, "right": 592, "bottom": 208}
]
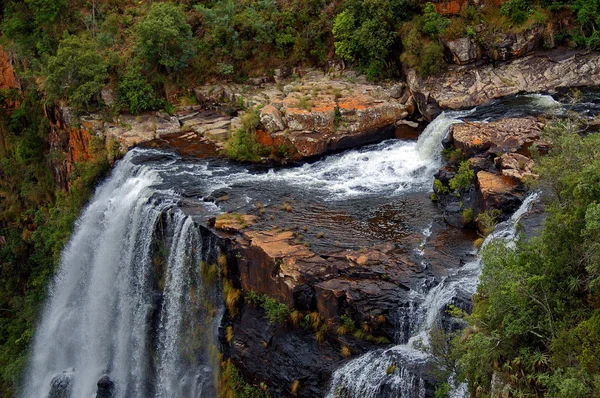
[
  {"left": 444, "top": 37, "right": 480, "bottom": 65},
  {"left": 451, "top": 117, "right": 543, "bottom": 157},
  {"left": 0, "top": 47, "right": 18, "bottom": 90},
  {"left": 477, "top": 171, "right": 523, "bottom": 214},
  {"left": 495, "top": 152, "right": 537, "bottom": 183},
  {"left": 214, "top": 214, "right": 256, "bottom": 232},
  {"left": 259, "top": 104, "right": 286, "bottom": 132},
  {"left": 407, "top": 50, "right": 600, "bottom": 119}
]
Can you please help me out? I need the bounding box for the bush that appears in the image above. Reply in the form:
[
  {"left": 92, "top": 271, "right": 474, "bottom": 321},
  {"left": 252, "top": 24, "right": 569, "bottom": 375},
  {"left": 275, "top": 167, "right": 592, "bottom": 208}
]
[
  {"left": 500, "top": 0, "right": 532, "bottom": 24},
  {"left": 332, "top": 0, "right": 413, "bottom": 79},
  {"left": 45, "top": 34, "right": 107, "bottom": 108},
  {"left": 223, "top": 110, "right": 269, "bottom": 162},
  {"left": 261, "top": 295, "right": 291, "bottom": 324},
  {"left": 418, "top": 41, "right": 445, "bottom": 77},
  {"left": 135, "top": 3, "right": 195, "bottom": 72},
  {"left": 117, "top": 64, "right": 161, "bottom": 114},
  {"left": 448, "top": 161, "right": 474, "bottom": 191}
]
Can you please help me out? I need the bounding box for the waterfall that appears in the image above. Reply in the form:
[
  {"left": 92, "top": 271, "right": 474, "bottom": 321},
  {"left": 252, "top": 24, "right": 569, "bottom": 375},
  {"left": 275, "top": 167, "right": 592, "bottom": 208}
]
[
  {"left": 21, "top": 151, "right": 221, "bottom": 398},
  {"left": 326, "top": 193, "right": 540, "bottom": 398}
]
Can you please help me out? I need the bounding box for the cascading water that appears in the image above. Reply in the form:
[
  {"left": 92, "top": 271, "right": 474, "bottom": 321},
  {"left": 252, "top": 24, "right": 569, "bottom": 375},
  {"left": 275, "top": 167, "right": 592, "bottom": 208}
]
[
  {"left": 326, "top": 193, "right": 540, "bottom": 398},
  {"left": 21, "top": 152, "right": 222, "bottom": 398}
]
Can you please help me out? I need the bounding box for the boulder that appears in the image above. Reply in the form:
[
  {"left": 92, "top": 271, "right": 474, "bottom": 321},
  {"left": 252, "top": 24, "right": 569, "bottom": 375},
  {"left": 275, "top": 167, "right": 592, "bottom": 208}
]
[
  {"left": 444, "top": 37, "right": 480, "bottom": 65},
  {"left": 96, "top": 375, "right": 115, "bottom": 398},
  {"left": 494, "top": 152, "right": 537, "bottom": 183},
  {"left": 477, "top": 171, "right": 523, "bottom": 214},
  {"left": 450, "top": 117, "right": 543, "bottom": 157},
  {"left": 48, "top": 373, "right": 73, "bottom": 398}
]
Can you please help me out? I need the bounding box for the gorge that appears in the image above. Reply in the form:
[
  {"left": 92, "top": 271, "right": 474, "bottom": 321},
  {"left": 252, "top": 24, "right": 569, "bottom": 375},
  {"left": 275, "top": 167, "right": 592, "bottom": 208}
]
[{"left": 19, "top": 92, "right": 593, "bottom": 397}]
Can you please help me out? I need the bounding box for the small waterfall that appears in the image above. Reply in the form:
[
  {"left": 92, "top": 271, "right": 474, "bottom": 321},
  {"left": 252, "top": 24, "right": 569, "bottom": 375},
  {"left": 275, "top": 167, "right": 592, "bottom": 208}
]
[
  {"left": 326, "top": 193, "right": 540, "bottom": 398},
  {"left": 208, "top": 110, "right": 472, "bottom": 200},
  {"left": 21, "top": 151, "right": 222, "bottom": 398}
]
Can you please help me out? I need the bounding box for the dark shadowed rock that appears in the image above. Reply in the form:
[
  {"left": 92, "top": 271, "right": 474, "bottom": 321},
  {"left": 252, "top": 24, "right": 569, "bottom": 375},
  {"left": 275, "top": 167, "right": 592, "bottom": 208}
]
[
  {"left": 48, "top": 373, "right": 73, "bottom": 398},
  {"left": 96, "top": 375, "right": 115, "bottom": 398}
]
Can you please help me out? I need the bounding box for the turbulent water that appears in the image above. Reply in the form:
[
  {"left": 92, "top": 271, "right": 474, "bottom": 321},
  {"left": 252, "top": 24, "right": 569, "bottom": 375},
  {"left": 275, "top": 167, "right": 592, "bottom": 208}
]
[
  {"left": 326, "top": 193, "right": 540, "bottom": 398},
  {"left": 22, "top": 92, "right": 582, "bottom": 397}
]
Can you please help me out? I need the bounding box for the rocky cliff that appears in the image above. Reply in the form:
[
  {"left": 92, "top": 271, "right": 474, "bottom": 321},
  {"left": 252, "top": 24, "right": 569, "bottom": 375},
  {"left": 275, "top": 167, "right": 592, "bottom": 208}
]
[{"left": 408, "top": 50, "right": 600, "bottom": 119}]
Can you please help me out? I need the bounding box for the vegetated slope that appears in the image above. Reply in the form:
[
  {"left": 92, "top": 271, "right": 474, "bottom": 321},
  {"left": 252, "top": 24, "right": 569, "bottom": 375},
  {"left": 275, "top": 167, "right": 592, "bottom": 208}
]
[{"left": 448, "top": 120, "right": 600, "bottom": 397}]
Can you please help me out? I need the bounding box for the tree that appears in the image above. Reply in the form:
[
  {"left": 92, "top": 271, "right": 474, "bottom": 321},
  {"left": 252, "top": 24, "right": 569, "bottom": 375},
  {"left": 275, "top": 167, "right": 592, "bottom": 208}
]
[
  {"left": 135, "top": 3, "right": 195, "bottom": 72},
  {"left": 44, "top": 34, "right": 107, "bottom": 108},
  {"left": 332, "top": 0, "right": 413, "bottom": 79}
]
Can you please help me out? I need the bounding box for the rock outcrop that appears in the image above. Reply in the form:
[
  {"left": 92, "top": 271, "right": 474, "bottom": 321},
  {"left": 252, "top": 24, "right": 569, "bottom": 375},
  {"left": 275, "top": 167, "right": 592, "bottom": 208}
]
[
  {"left": 66, "top": 70, "right": 416, "bottom": 163},
  {"left": 408, "top": 50, "right": 600, "bottom": 119},
  {"left": 433, "top": 117, "right": 544, "bottom": 227}
]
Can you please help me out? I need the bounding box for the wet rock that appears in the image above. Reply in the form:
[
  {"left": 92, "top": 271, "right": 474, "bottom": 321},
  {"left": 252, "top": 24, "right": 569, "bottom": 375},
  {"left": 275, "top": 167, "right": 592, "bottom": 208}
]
[
  {"left": 444, "top": 37, "right": 481, "bottom": 65},
  {"left": 48, "top": 373, "right": 73, "bottom": 398},
  {"left": 477, "top": 171, "right": 523, "bottom": 214},
  {"left": 407, "top": 50, "right": 600, "bottom": 118},
  {"left": 96, "top": 375, "right": 115, "bottom": 398}
]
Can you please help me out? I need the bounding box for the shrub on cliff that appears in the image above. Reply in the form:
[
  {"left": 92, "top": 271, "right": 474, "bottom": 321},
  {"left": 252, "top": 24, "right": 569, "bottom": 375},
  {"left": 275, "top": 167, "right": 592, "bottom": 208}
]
[
  {"left": 117, "top": 64, "right": 161, "bottom": 115},
  {"left": 135, "top": 3, "right": 195, "bottom": 72},
  {"left": 223, "top": 110, "right": 269, "bottom": 162},
  {"left": 44, "top": 34, "right": 107, "bottom": 108}
]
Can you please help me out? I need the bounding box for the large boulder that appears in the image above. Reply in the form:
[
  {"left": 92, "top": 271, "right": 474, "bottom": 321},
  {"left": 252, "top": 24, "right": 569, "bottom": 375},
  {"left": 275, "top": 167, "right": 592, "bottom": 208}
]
[
  {"left": 450, "top": 117, "right": 544, "bottom": 157},
  {"left": 444, "top": 37, "right": 481, "bottom": 65}
]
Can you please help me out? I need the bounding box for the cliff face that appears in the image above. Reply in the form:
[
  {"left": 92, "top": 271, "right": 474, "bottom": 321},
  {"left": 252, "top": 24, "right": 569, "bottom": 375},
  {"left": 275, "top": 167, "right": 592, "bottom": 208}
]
[
  {"left": 0, "top": 47, "right": 19, "bottom": 91},
  {"left": 44, "top": 105, "right": 96, "bottom": 189}
]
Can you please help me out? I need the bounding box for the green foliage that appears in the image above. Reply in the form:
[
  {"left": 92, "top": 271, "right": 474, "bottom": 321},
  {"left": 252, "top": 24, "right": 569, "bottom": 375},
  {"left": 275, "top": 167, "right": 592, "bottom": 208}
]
[
  {"left": 419, "top": 41, "right": 446, "bottom": 78},
  {"left": 423, "top": 2, "right": 450, "bottom": 36},
  {"left": 45, "top": 34, "right": 108, "bottom": 108},
  {"left": 448, "top": 161, "right": 474, "bottom": 191},
  {"left": 572, "top": 0, "right": 600, "bottom": 48},
  {"left": 441, "top": 146, "right": 464, "bottom": 164},
  {"left": 433, "top": 179, "right": 450, "bottom": 195},
  {"left": 261, "top": 296, "right": 291, "bottom": 325},
  {"left": 224, "top": 110, "right": 269, "bottom": 162},
  {"left": 333, "top": 0, "right": 414, "bottom": 79},
  {"left": 462, "top": 208, "right": 474, "bottom": 224},
  {"left": 135, "top": 3, "right": 195, "bottom": 72},
  {"left": 117, "top": 64, "right": 161, "bottom": 115},
  {"left": 501, "top": 0, "right": 532, "bottom": 24},
  {"left": 400, "top": 20, "right": 446, "bottom": 78},
  {"left": 219, "top": 359, "right": 272, "bottom": 398},
  {"left": 452, "top": 122, "right": 600, "bottom": 396}
]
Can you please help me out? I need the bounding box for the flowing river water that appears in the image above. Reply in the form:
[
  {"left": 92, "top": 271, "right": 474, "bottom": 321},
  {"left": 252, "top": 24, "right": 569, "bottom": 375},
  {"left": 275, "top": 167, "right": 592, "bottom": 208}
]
[{"left": 20, "top": 92, "right": 597, "bottom": 397}]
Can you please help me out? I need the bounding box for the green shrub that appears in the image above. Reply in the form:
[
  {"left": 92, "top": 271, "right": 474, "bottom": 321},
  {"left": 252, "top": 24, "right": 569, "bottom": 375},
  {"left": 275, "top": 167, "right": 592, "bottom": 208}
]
[
  {"left": 45, "top": 34, "right": 107, "bottom": 108},
  {"left": 135, "top": 3, "right": 195, "bottom": 72},
  {"left": 261, "top": 295, "right": 291, "bottom": 324},
  {"left": 500, "top": 0, "right": 531, "bottom": 24},
  {"left": 117, "top": 64, "right": 160, "bottom": 114},
  {"left": 418, "top": 41, "right": 445, "bottom": 77},
  {"left": 448, "top": 161, "right": 474, "bottom": 191},
  {"left": 462, "top": 208, "right": 474, "bottom": 224},
  {"left": 223, "top": 110, "right": 269, "bottom": 162}
]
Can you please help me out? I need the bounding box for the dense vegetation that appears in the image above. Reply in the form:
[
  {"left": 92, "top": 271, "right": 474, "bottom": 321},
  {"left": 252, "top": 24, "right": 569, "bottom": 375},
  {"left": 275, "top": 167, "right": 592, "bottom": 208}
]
[
  {"left": 443, "top": 121, "right": 600, "bottom": 396},
  {"left": 1, "top": 0, "right": 599, "bottom": 114}
]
